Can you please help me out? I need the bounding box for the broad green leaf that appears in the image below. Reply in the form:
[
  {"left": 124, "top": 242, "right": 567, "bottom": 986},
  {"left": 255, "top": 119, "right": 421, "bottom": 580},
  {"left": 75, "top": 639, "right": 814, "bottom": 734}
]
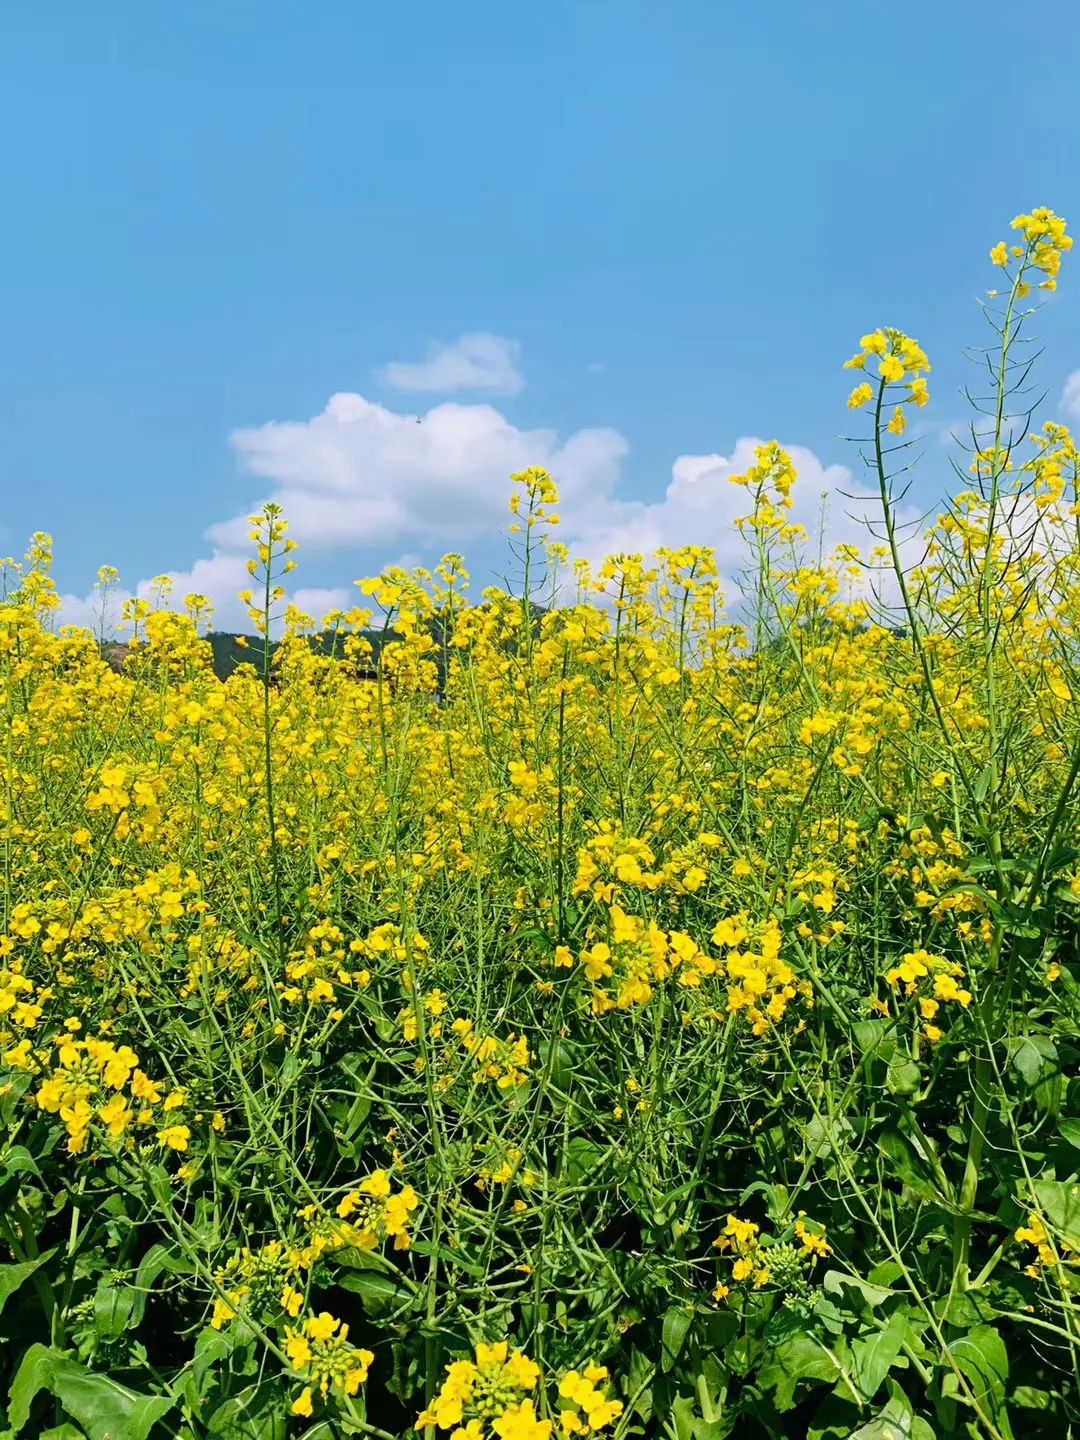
[
  {"left": 0, "top": 1250, "right": 55, "bottom": 1316},
  {"left": 847, "top": 1417, "right": 909, "bottom": 1439},
  {"left": 852, "top": 1019, "right": 895, "bottom": 1057},
  {"left": 849, "top": 1312, "right": 910, "bottom": 1404},
  {"left": 671, "top": 1393, "right": 696, "bottom": 1440},
  {"left": 885, "top": 1054, "right": 921, "bottom": 1096},
  {"left": 876, "top": 1131, "right": 940, "bottom": 1203},
  {"left": 337, "top": 1267, "right": 414, "bottom": 1317},
  {"left": 564, "top": 1136, "right": 607, "bottom": 1183},
  {"left": 1058, "top": 1117, "right": 1080, "bottom": 1150},
  {"left": 129, "top": 1242, "right": 191, "bottom": 1328},
  {"left": 8, "top": 1344, "right": 173, "bottom": 1440},
  {"left": 758, "top": 1331, "right": 842, "bottom": 1412},
  {"left": 204, "top": 1378, "right": 286, "bottom": 1439},
  {"left": 947, "top": 1326, "right": 1012, "bottom": 1440},
  {"left": 1032, "top": 1179, "right": 1080, "bottom": 1249},
  {"left": 1012, "top": 1386, "right": 1053, "bottom": 1410},
  {"left": 661, "top": 1305, "right": 693, "bottom": 1372},
  {"left": 1, "top": 1146, "right": 41, "bottom": 1181},
  {"left": 823, "top": 1270, "right": 897, "bottom": 1309},
  {"left": 1007, "top": 1036, "right": 1058, "bottom": 1087},
  {"left": 93, "top": 1277, "right": 137, "bottom": 1343},
  {"left": 804, "top": 1114, "right": 854, "bottom": 1160}
]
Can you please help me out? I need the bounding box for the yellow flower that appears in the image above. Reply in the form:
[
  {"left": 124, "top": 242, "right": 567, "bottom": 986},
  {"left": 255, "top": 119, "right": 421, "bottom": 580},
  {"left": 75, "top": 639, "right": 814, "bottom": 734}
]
[
  {"left": 879, "top": 355, "right": 905, "bottom": 384},
  {"left": 848, "top": 383, "right": 874, "bottom": 410},
  {"left": 493, "top": 1401, "right": 552, "bottom": 1440},
  {"left": 157, "top": 1125, "right": 190, "bottom": 1151},
  {"left": 97, "top": 1093, "right": 133, "bottom": 1139}
]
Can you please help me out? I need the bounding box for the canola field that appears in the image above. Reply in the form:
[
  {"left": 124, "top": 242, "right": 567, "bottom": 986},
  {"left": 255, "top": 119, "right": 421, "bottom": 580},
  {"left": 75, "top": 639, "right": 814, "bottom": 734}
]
[{"left": 1, "top": 209, "right": 1079, "bottom": 1440}]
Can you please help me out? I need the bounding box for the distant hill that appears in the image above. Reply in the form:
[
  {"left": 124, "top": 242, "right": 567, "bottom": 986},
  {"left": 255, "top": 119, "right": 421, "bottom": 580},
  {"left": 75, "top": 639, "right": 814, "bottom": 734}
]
[
  {"left": 205, "top": 628, "right": 399, "bottom": 681},
  {"left": 100, "top": 604, "right": 548, "bottom": 684}
]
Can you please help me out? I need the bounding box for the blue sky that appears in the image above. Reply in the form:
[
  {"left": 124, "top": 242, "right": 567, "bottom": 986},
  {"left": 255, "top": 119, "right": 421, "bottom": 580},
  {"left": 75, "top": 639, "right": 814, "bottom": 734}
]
[{"left": 3, "top": 2, "right": 1080, "bottom": 626}]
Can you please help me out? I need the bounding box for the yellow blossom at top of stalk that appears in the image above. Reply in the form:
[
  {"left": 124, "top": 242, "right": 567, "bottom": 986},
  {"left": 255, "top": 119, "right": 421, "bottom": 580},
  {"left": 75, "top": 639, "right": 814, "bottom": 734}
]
[{"left": 844, "top": 328, "right": 931, "bottom": 412}]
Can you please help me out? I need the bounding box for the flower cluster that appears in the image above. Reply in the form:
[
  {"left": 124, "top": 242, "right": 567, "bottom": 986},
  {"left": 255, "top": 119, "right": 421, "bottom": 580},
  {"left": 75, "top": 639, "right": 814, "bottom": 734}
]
[
  {"left": 281, "top": 919, "right": 372, "bottom": 1007},
  {"left": 557, "top": 1364, "right": 623, "bottom": 1436},
  {"left": 448, "top": 1018, "right": 531, "bottom": 1090},
  {"left": 729, "top": 441, "right": 803, "bottom": 540},
  {"left": 711, "top": 915, "right": 810, "bottom": 1035},
  {"left": 883, "top": 949, "right": 972, "bottom": 1041},
  {"left": 0, "top": 954, "right": 43, "bottom": 1032},
  {"left": 285, "top": 1311, "right": 374, "bottom": 1418},
  {"left": 845, "top": 328, "right": 931, "bottom": 433},
  {"left": 572, "top": 827, "right": 662, "bottom": 902},
  {"left": 991, "top": 207, "right": 1072, "bottom": 291},
  {"left": 296, "top": 1169, "right": 420, "bottom": 1265},
  {"left": 713, "top": 1213, "right": 830, "bottom": 1309},
  {"left": 418, "top": 1342, "right": 549, "bottom": 1440},
  {"left": 210, "top": 1239, "right": 300, "bottom": 1331},
  {"left": 578, "top": 904, "right": 716, "bottom": 1013},
  {"left": 1014, "top": 1211, "right": 1078, "bottom": 1281},
  {"left": 25, "top": 1033, "right": 184, "bottom": 1156}
]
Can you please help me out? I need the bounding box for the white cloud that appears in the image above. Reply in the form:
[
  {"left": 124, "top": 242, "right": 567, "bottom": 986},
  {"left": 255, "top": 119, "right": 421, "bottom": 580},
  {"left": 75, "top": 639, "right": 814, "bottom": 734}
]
[
  {"left": 59, "top": 552, "right": 255, "bottom": 635},
  {"left": 214, "top": 392, "right": 628, "bottom": 551},
  {"left": 1061, "top": 370, "right": 1080, "bottom": 420},
  {"left": 59, "top": 386, "right": 912, "bottom": 635},
  {"left": 564, "top": 437, "right": 903, "bottom": 582},
  {"left": 381, "top": 333, "right": 524, "bottom": 395},
  {"left": 291, "top": 586, "right": 352, "bottom": 618}
]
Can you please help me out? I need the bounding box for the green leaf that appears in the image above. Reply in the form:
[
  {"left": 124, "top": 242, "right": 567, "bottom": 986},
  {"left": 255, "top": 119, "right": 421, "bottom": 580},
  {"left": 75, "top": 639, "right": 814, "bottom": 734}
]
[
  {"left": 1032, "top": 1179, "right": 1080, "bottom": 1249},
  {"left": 1058, "top": 1117, "right": 1080, "bottom": 1150},
  {"left": 849, "top": 1312, "right": 909, "bottom": 1404},
  {"left": 670, "top": 1393, "right": 696, "bottom": 1440},
  {"left": 803, "top": 1114, "right": 854, "bottom": 1160},
  {"left": 822, "top": 1270, "right": 897, "bottom": 1310},
  {"left": 8, "top": 1344, "right": 173, "bottom": 1440},
  {"left": 337, "top": 1268, "right": 414, "bottom": 1317},
  {"left": 947, "top": 1326, "right": 1012, "bottom": 1439},
  {"left": 876, "top": 1130, "right": 940, "bottom": 1204},
  {"left": 1007, "top": 1036, "right": 1058, "bottom": 1087},
  {"left": 758, "top": 1331, "right": 842, "bottom": 1412},
  {"left": 938, "top": 1288, "right": 996, "bottom": 1328},
  {"left": 564, "top": 1136, "right": 607, "bottom": 1184},
  {"left": 93, "top": 1278, "right": 137, "bottom": 1344},
  {"left": 852, "top": 1020, "right": 896, "bottom": 1059},
  {"left": 847, "top": 1414, "right": 910, "bottom": 1439},
  {"left": 973, "top": 762, "right": 994, "bottom": 803},
  {"left": 130, "top": 1242, "right": 190, "bottom": 1328},
  {"left": 40, "top": 1427, "right": 86, "bottom": 1440},
  {"left": 204, "top": 1378, "right": 286, "bottom": 1439},
  {"left": 1, "top": 1146, "right": 41, "bottom": 1181},
  {"left": 885, "top": 1054, "right": 921, "bottom": 1096},
  {"left": 0, "top": 1250, "right": 55, "bottom": 1316},
  {"left": 661, "top": 1306, "right": 693, "bottom": 1372},
  {"left": 1012, "top": 1386, "right": 1052, "bottom": 1410}
]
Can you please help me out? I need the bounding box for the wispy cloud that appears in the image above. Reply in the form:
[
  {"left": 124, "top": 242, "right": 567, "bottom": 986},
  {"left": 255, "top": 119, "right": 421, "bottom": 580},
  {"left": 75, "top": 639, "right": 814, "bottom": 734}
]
[{"left": 380, "top": 332, "right": 524, "bottom": 395}]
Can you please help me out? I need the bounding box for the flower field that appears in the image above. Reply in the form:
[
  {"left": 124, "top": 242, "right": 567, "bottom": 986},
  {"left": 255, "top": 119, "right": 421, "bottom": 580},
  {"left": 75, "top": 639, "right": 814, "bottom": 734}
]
[{"left": 3, "top": 209, "right": 1080, "bottom": 1440}]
